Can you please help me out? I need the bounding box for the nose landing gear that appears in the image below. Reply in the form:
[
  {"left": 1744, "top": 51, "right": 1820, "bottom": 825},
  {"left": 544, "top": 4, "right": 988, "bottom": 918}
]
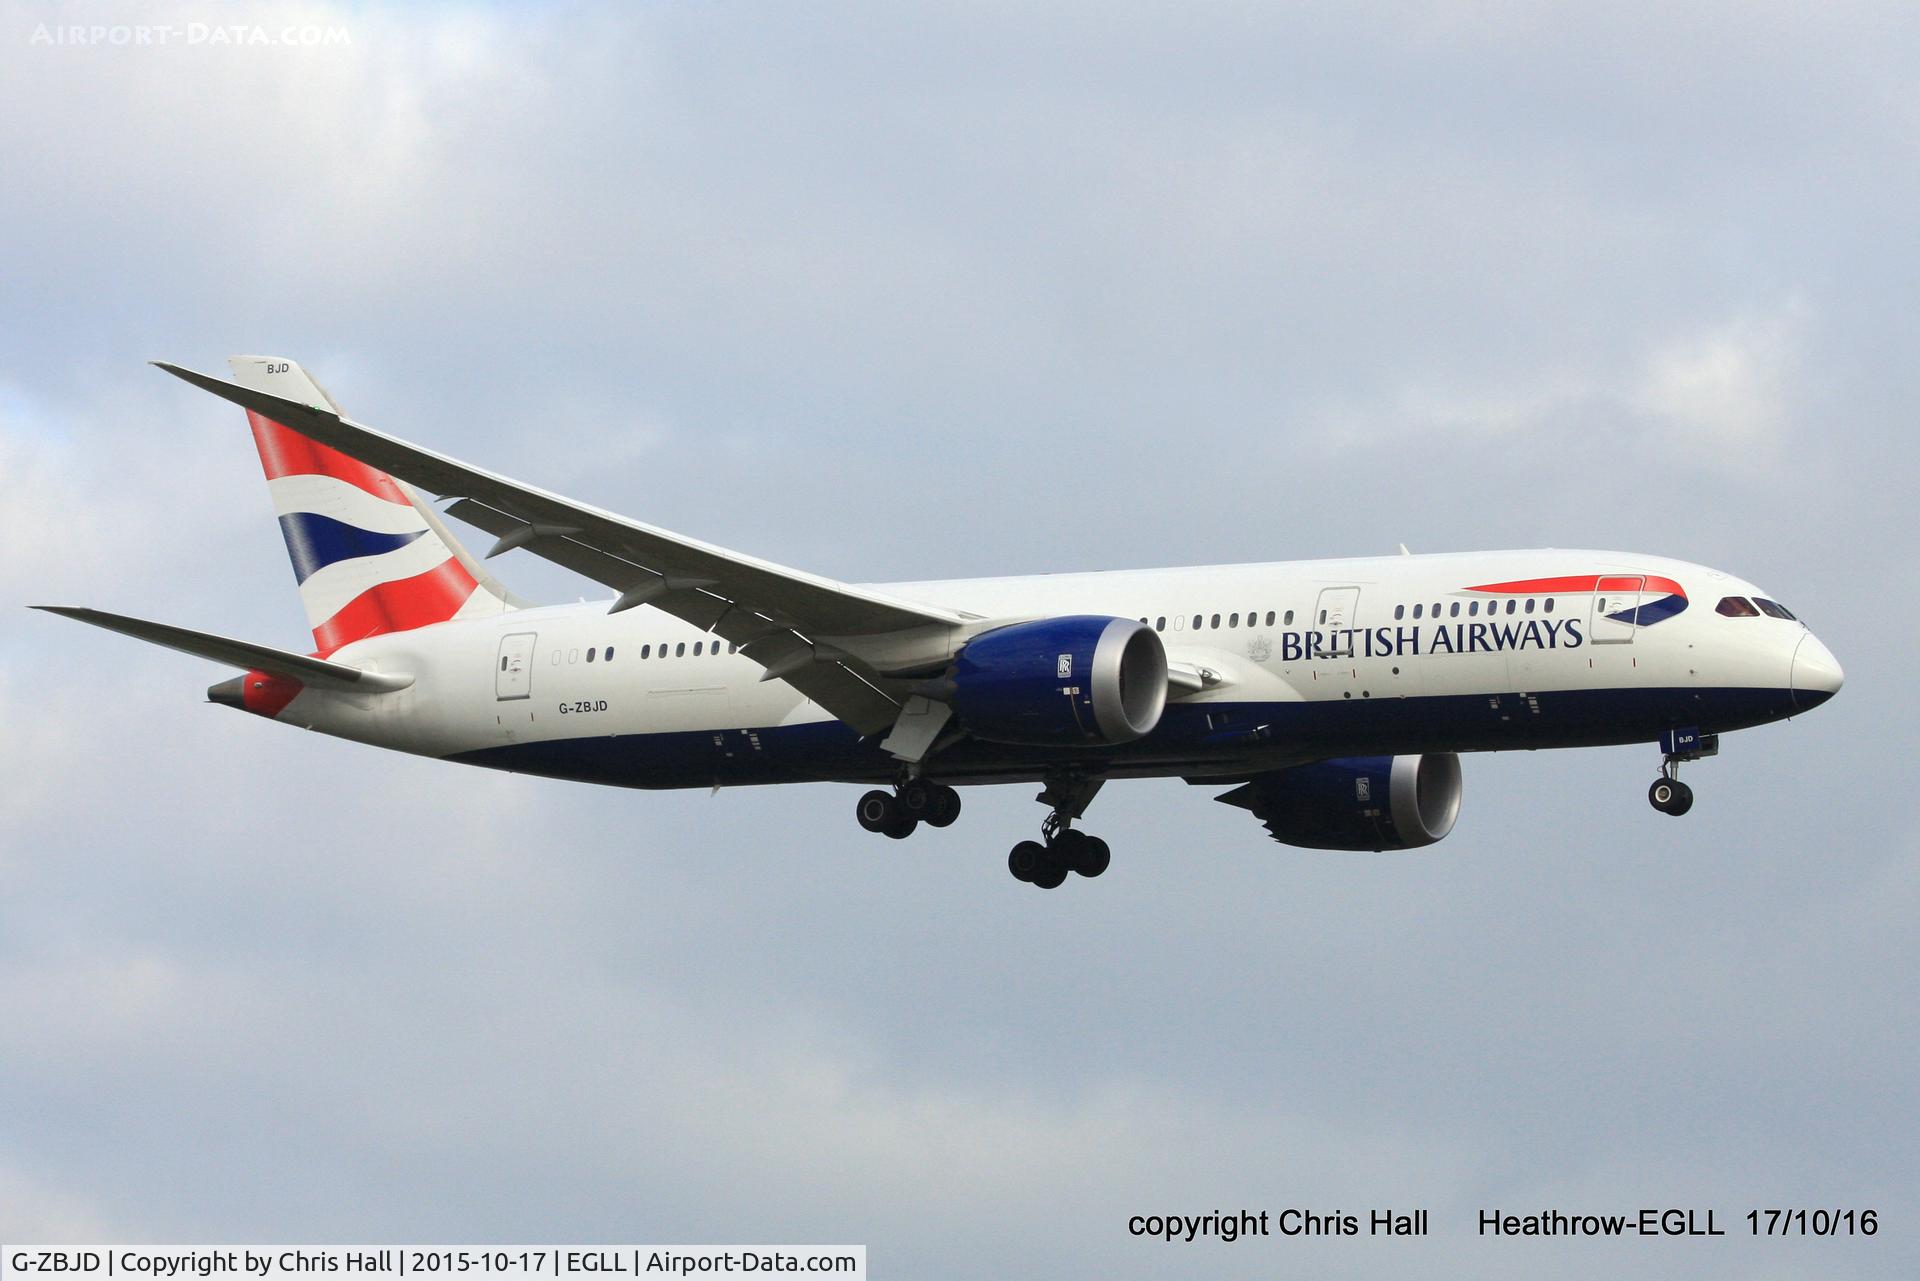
[{"left": 1648, "top": 728, "right": 1715, "bottom": 817}]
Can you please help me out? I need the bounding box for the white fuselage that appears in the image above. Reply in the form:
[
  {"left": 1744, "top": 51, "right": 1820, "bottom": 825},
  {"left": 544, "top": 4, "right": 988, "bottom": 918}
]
[{"left": 264, "top": 549, "right": 1837, "bottom": 791}]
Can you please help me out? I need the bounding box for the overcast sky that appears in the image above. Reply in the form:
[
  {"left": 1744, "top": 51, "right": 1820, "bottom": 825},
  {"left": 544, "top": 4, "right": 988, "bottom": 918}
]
[{"left": 2, "top": 2, "right": 1915, "bottom": 1276}]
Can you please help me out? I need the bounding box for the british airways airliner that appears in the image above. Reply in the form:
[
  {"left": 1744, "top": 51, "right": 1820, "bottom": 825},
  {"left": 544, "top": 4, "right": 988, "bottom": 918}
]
[{"left": 38, "top": 358, "right": 1844, "bottom": 889}]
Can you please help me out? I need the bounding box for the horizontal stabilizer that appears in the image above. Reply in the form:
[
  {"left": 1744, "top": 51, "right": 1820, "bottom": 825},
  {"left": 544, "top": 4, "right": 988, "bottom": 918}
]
[{"left": 30, "top": 606, "right": 413, "bottom": 693}]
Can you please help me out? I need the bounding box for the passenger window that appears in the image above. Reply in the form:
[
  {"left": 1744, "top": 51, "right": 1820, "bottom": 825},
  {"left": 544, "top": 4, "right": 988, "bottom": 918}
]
[
  {"left": 500, "top": 657, "right": 508, "bottom": 671},
  {"left": 587, "top": 647, "right": 596, "bottom": 662},
  {"left": 1284, "top": 610, "right": 1294, "bottom": 625},
  {"left": 1469, "top": 600, "right": 1479, "bottom": 616},
  {"left": 693, "top": 642, "right": 703, "bottom": 656},
  {"left": 1210, "top": 613, "right": 1221, "bottom": 629},
  {"left": 1229, "top": 613, "right": 1239, "bottom": 628},
  {"left": 1193, "top": 615, "right": 1203, "bottom": 630},
  {"left": 1156, "top": 616, "right": 1166, "bottom": 631},
  {"left": 1394, "top": 604, "right": 1405, "bottom": 620},
  {"left": 1318, "top": 610, "right": 1327, "bottom": 624},
  {"left": 1544, "top": 598, "right": 1554, "bottom": 613},
  {"left": 676, "top": 642, "right": 686, "bottom": 656},
  {"left": 1524, "top": 598, "right": 1534, "bottom": 614},
  {"left": 1756, "top": 598, "right": 1797, "bottom": 620},
  {"left": 1265, "top": 611, "right": 1276, "bottom": 626},
  {"left": 605, "top": 647, "right": 615, "bottom": 661},
  {"left": 1413, "top": 604, "right": 1423, "bottom": 619},
  {"left": 641, "top": 644, "right": 650, "bottom": 659},
  {"left": 1449, "top": 602, "right": 1460, "bottom": 618},
  {"left": 1505, "top": 600, "right": 1517, "bottom": 615},
  {"left": 1716, "top": 596, "right": 1760, "bottom": 617},
  {"left": 729, "top": 642, "right": 739, "bottom": 653}
]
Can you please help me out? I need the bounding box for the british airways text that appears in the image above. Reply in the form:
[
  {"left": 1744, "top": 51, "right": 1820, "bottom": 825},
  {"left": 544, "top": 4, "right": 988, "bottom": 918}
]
[{"left": 1279, "top": 618, "right": 1585, "bottom": 662}]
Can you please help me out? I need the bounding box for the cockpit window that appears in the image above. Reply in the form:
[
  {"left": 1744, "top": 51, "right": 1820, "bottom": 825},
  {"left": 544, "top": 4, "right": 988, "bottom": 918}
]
[
  {"left": 1715, "top": 596, "right": 1760, "bottom": 617},
  {"left": 1755, "top": 598, "right": 1797, "bottom": 620}
]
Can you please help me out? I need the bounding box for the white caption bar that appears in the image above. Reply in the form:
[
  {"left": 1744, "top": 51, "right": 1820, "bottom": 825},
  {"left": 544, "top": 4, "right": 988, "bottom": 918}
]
[{"left": 1, "top": 1249, "right": 865, "bottom": 1281}]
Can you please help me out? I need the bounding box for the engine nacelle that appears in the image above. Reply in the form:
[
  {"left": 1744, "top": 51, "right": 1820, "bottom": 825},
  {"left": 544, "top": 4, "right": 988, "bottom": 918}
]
[
  {"left": 1218, "top": 753, "right": 1462, "bottom": 851},
  {"left": 949, "top": 615, "right": 1168, "bottom": 746}
]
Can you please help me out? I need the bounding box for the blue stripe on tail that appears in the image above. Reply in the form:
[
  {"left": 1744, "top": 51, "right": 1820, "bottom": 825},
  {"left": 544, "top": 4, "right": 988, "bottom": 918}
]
[{"left": 278, "top": 512, "right": 426, "bottom": 584}]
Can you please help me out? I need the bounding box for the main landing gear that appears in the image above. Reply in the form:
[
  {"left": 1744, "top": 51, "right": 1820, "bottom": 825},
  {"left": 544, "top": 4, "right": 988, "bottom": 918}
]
[
  {"left": 852, "top": 770, "right": 1114, "bottom": 890},
  {"left": 1648, "top": 728, "right": 1716, "bottom": 817},
  {"left": 855, "top": 778, "right": 962, "bottom": 840},
  {"left": 1007, "top": 774, "right": 1111, "bottom": 891}
]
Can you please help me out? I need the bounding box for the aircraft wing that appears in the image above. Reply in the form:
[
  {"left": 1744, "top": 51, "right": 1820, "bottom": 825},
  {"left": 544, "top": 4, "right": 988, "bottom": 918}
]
[{"left": 155, "top": 363, "right": 966, "bottom": 734}]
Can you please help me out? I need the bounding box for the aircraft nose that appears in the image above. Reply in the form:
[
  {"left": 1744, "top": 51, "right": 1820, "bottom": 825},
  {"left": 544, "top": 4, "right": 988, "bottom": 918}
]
[{"left": 1791, "top": 633, "right": 1844, "bottom": 711}]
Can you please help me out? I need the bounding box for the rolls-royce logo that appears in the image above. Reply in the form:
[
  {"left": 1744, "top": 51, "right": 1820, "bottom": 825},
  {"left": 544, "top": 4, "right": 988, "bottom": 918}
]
[
  {"left": 1247, "top": 634, "right": 1273, "bottom": 663},
  {"left": 1057, "top": 653, "right": 1072, "bottom": 678}
]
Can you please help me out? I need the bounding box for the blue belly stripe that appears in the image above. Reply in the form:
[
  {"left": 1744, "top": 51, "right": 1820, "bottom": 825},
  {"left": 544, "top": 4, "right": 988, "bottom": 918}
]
[{"left": 444, "top": 685, "right": 1800, "bottom": 791}]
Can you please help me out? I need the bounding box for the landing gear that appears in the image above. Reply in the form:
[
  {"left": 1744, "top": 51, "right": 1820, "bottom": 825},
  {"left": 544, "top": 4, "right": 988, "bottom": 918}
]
[
  {"left": 1648, "top": 776, "right": 1694, "bottom": 816},
  {"left": 1649, "top": 728, "right": 1713, "bottom": 817},
  {"left": 855, "top": 780, "right": 960, "bottom": 839},
  {"left": 1008, "top": 773, "right": 1111, "bottom": 889}
]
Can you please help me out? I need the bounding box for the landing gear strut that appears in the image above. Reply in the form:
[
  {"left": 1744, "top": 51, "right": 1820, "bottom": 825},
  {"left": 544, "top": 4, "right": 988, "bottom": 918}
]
[
  {"left": 855, "top": 779, "right": 961, "bottom": 839},
  {"left": 1008, "top": 774, "right": 1111, "bottom": 889}
]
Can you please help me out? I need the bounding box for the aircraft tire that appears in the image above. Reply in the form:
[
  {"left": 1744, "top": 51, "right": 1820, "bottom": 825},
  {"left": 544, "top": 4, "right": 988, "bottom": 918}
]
[
  {"left": 1008, "top": 840, "right": 1045, "bottom": 882},
  {"left": 1665, "top": 780, "right": 1694, "bottom": 816},
  {"left": 899, "top": 778, "right": 936, "bottom": 818},
  {"left": 1648, "top": 778, "right": 1694, "bottom": 815},
  {"left": 925, "top": 785, "right": 962, "bottom": 828},
  {"left": 1072, "top": 835, "right": 1111, "bottom": 878},
  {"left": 1028, "top": 852, "right": 1069, "bottom": 890},
  {"left": 857, "top": 789, "right": 897, "bottom": 833}
]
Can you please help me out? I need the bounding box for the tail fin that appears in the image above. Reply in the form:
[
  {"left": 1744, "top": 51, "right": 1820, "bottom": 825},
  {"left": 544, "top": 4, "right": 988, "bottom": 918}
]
[{"left": 226, "top": 356, "right": 513, "bottom": 655}]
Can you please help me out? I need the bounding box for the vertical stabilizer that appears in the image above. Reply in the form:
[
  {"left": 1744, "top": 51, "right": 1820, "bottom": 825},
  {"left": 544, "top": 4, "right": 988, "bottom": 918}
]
[{"left": 226, "top": 355, "right": 512, "bottom": 654}]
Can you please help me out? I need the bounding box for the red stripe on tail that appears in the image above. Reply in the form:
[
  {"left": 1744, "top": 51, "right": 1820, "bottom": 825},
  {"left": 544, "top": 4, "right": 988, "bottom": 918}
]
[
  {"left": 313, "top": 557, "right": 479, "bottom": 655},
  {"left": 248, "top": 410, "right": 412, "bottom": 504}
]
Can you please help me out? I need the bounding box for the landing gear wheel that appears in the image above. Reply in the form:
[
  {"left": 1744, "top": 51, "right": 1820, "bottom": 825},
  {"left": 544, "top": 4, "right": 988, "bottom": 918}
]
[
  {"left": 1648, "top": 778, "right": 1694, "bottom": 816},
  {"left": 1072, "top": 835, "right": 1111, "bottom": 878},
  {"left": 856, "top": 789, "right": 897, "bottom": 833},
  {"left": 1008, "top": 840, "right": 1046, "bottom": 883},
  {"left": 1666, "top": 779, "right": 1693, "bottom": 816},
  {"left": 925, "top": 785, "right": 962, "bottom": 828},
  {"left": 1029, "top": 849, "right": 1069, "bottom": 889},
  {"left": 883, "top": 814, "right": 919, "bottom": 839},
  {"left": 898, "top": 777, "right": 937, "bottom": 819}
]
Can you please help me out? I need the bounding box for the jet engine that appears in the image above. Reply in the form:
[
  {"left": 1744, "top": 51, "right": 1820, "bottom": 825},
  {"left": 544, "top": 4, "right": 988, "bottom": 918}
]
[
  {"left": 948, "top": 615, "right": 1168, "bottom": 746},
  {"left": 1217, "top": 753, "right": 1462, "bottom": 851}
]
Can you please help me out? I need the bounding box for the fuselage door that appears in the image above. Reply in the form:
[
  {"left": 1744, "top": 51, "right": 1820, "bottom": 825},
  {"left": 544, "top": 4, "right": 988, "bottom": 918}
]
[
  {"left": 497, "top": 631, "right": 538, "bottom": 699},
  {"left": 1314, "top": 585, "right": 1361, "bottom": 657},
  {"left": 1590, "top": 576, "right": 1645, "bottom": 644}
]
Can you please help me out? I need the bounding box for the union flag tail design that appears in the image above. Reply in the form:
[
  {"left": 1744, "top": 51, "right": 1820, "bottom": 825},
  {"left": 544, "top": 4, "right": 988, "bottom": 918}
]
[{"left": 228, "top": 356, "right": 512, "bottom": 655}]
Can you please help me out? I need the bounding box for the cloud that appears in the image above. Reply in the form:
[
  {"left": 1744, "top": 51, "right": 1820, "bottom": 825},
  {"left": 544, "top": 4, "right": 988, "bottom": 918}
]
[{"left": 1299, "top": 297, "right": 1812, "bottom": 485}]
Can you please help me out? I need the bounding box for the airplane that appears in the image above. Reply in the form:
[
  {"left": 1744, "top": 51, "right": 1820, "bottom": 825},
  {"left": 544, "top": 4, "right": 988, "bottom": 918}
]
[{"left": 35, "top": 357, "right": 1845, "bottom": 890}]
